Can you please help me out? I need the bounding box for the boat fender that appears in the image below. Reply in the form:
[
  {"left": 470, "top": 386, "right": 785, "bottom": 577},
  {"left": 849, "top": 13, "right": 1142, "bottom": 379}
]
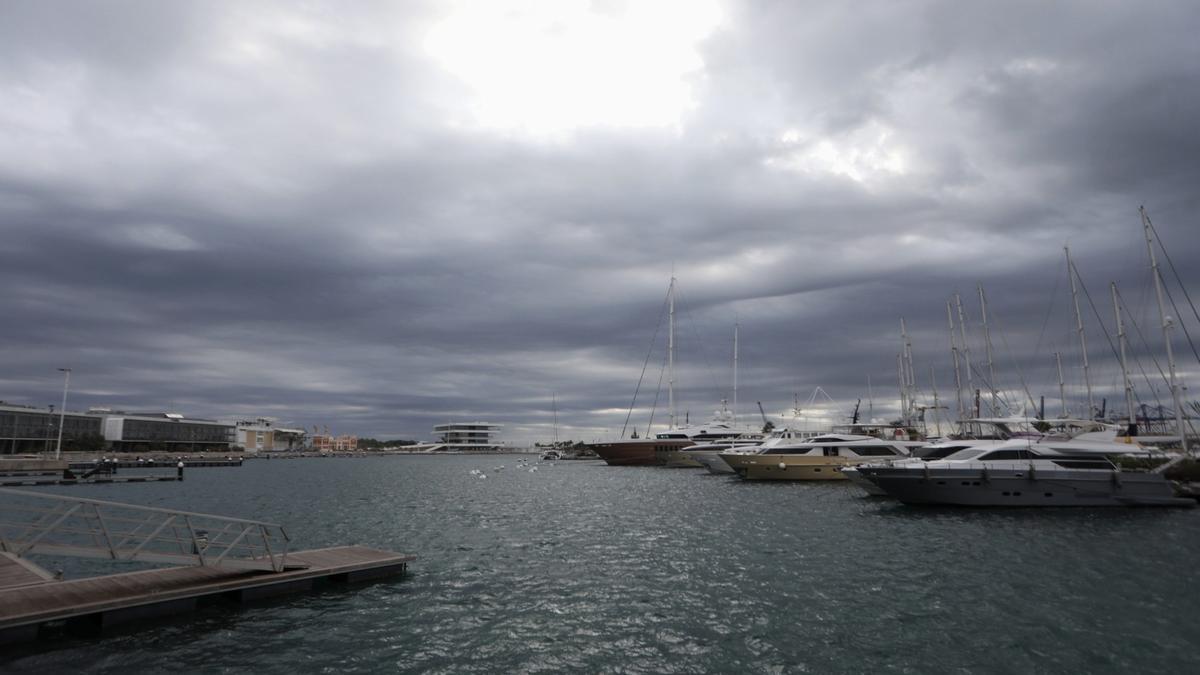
[
  {"left": 778, "top": 462, "right": 786, "bottom": 470},
  {"left": 1028, "top": 463, "right": 1036, "bottom": 481},
  {"left": 1112, "top": 469, "right": 1121, "bottom": 486},
  {"left": 923, "top": 464, "right": 930, "bottom": 480},
  {"left": 981, "top": 466, "right": 989, "bottom": 482}
]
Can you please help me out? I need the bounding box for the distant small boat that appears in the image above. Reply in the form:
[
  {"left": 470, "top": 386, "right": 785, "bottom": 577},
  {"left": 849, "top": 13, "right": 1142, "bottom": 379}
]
[{"left": 540, "top": 449, "right": 561, "bottom": 461}]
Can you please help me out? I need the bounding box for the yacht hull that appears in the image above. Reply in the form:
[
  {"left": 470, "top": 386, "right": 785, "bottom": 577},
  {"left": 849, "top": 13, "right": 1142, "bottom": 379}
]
[
  {"left": 658, "top": 449, "right": 704, "bottom": 468},
  {"left": 859, "top": 467, "right": 1193, "bottom": 507},
  {"left": 841, "top": 466, "right": 888, "bottom": 495},
  {"left": 690, "top": 450, "right": 736, "bottom": 474},
  {"left": 587, "top": 440, "right": 690, "bottom": 466},
  {"left": 723, "top": 454, "right": 853, "bottom": 481}
]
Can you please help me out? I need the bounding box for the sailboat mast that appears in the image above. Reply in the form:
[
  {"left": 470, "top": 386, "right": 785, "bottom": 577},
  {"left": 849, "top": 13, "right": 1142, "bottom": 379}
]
[
  {"left": 733, "top": 321, "right": 739, "bottom": 428},
  {"left": 900, "top": 318, "right": 915, "bottom": 426},
  {"left": 947, "top": 301, "right": 965, "bottom": 421},
  {"left": 955, "top": 293, "right": 975, "bottom": 416},
  {"left": 896, "top": 353, "right": 906, "bottom": 426},
  {"left": 552, "top": 392, "right": 559, "bottom": 446},
  {"left": 1111, "top": 282, "right": 1137, "bottom": 436},
  {"left": 1141, "top": 207, "right": 1189, "bottom": 455},
  {"left": 978, "top": 285, "right": 1000, "bottom": 417},
  {"left": 1065, "top": 246, "right": 1095, "bottom": 419},
  {"left": 668, "top": 276, "right": 676, "bottom": 429},
  {"left": 1055, "top": 351, "right": 1067, "bottom": 418},
  {"left": 868, "top": 372, "right": 878, "bottom": 420},
  {"left": 930, "top": 365, "right": 942, "bottom": 437}
]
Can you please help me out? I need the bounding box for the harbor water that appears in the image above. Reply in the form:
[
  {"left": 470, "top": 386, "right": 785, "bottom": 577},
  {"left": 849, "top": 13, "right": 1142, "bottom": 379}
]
[{"left": 4, "top": 455, "right": 1200, "bottom": 673}]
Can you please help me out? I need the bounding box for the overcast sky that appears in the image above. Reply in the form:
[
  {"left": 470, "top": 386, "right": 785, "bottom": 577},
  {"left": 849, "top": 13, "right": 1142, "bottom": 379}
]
[{"left": 2, "top": 0, "right": 1198, "bottom": 444}]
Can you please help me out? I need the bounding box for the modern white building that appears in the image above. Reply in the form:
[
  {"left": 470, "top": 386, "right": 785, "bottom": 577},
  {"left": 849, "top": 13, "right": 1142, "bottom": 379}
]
[{"left": 432, "top": 422, "right": 504, "bottom": 451}]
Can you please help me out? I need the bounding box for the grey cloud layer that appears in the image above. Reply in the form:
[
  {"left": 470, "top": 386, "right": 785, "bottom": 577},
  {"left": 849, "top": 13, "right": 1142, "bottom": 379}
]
[{"left": 1, "top": 0, "right": 1197, "bottom": 442}]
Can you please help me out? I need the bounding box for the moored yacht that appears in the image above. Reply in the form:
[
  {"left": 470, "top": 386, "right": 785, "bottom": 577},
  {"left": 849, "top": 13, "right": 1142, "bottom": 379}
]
[
  {"left": 842, "top": 439, "right": 1005, "bottom": 495},
  {"left": 588, "top": 416, "right": 748, "bottom": 467},
  {"left": 720, "top": 434, "right": 925, "bottom": 481},
  {"left": 688, "top": 428, "right": 824, "bottom": 474},
  {"left": 856, "top": 437, "right": 1193, "bottom": 506}
]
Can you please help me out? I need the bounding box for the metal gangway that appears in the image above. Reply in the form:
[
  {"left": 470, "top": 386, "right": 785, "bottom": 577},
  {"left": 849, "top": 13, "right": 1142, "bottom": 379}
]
[{"left": 0, "top": 488, "right": 298, "bottom": 573}]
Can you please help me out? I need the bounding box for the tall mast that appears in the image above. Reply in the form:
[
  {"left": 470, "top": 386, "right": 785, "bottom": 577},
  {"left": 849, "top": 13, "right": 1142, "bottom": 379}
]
[
  {"left": 668, "top": 276, "right": 676, "bottom": 429},
  {"left": 1111, "top": 282, "right": 1137, "bottom": 436},
  {"left": 955, "top": 293, "right": 975, "bottom": 416},
  {"left": 867, "top": 375, "right": 874, "bottom": 421},
  {"left": 552, "top": 392, "right": 559, "bottom": 446},
  {"left": 896, "top": 353, "right": 906, "bottom": 426},
  {"left": 947, "top": 301, "right": 965, "bottom": 421},
  {"left": 929, "top": 365, "right": 943, "bottom": 437},
  {"left": 1054, "top": 351, "right": 1067, "bottom": 418},
  {"left": 978, "top": 285, "right": 1000, "bottom": 417},
  {"left": 733, "top": 321, "right": 739, "bottom": 428},
  {"left": 1141, "top": 207, "right": 1189, "bottom": 455},
  {"left": 900, "top": 317, "right": 915, "bottom": 426},
  {"left": 1065, "top": 246, "right": 1095, "bottom": 419}
]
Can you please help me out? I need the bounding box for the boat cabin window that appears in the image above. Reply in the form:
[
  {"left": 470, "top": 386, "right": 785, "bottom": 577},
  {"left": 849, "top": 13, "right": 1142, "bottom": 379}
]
[
  {"left": 918, "top": 445, "right": 970, "bottom": 459},
  {"left": 977, "top": 449, "right": 1032, "bottom": 461},
  {"left": 656, "top": 433, "right": 689, "bottom": 439},
  {"left": 847, "top": 445, "right": 902, "bottom": 457},
  {"left": 823, "top": 447, "right": 839, "bottom": 457},
  {"left": 942, "top": 448, "right": 989, "bottom": 461},
  {"left": 1050, "top": 458, "right": 1115, "bottom": 469}
]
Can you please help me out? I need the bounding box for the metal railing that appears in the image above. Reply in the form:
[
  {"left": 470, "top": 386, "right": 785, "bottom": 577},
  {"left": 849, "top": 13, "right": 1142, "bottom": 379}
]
[{"left": 0, "top": 488, "right": 296, "bottom": 572}]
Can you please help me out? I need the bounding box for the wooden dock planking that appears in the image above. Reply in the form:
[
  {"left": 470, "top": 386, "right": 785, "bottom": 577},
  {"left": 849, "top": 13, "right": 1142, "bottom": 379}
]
[
  {"left": 0, "top": 545, "right": 415, "bottom": 641},
  {"left": 0, "top": 553, "right": 55, "bottom": 591}
]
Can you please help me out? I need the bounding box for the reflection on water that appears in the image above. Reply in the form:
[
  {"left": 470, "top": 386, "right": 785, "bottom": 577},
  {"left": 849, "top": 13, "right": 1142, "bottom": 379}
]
[{"left": 4, "top": 456, "right": 1200, "bottom": 673}]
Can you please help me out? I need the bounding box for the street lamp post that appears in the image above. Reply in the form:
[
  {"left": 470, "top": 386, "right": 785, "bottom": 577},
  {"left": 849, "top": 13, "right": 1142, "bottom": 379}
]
[{"left": 55, "top": 368, "right": 71, "bottom": 460}]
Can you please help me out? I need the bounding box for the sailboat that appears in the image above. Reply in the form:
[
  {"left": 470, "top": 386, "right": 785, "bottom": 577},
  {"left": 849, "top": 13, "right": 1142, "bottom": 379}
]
[
  {"left": 587, "top": 277, "right": 745, "bottom": 466},
  {"left": 541, "top": 394, "right": 561, "bottom": 460}
]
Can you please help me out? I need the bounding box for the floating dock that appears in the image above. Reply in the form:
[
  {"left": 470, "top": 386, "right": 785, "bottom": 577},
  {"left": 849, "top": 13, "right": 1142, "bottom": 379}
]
[
  {"left": 0, "top": 475, "right": 181, "bottom": 487},
  {"left": 0, "top": 545, "right": 415, "bottom": 644},
  {"left": 0, "top": 488, "right": 415, "bottom": 645}
]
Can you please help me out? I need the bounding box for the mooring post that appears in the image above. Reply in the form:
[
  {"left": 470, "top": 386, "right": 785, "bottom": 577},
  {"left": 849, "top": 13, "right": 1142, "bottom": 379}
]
[{"left": 177, "top": 460, "right": 184, "bottom": 481}]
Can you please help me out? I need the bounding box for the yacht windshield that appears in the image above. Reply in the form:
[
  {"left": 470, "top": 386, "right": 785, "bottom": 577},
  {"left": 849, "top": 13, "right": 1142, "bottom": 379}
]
[{"left": 941, "top": 448, "right": 989, "bottom": 461}]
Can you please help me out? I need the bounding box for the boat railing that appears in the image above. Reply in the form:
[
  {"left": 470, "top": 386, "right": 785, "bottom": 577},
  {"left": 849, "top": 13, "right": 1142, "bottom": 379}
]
[{"left": 0, "top": 487, "right": 295, "bottom": 572}]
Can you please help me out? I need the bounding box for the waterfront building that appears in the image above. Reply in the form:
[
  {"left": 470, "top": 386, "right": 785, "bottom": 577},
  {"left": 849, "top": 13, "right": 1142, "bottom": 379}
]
[
  {"left": 233, "top": 418, "right": 308, "bottom": 452},
  {"left": 433, "top": 422, "right": 504, "bottom": 451},
  {"left": 100, "top": 412, "right": 235, "bottom": 453},
  {"left": 0, "top": 403, "right": 103, "bottom": 454},
  {"left": 311, "top": 434, "right": 359, "bottom": 452}
]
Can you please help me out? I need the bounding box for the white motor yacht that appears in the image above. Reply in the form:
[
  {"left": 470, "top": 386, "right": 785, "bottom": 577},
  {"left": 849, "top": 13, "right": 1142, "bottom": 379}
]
[{"left": 856, "top": 437, "right": 1192, "bottom": 506}]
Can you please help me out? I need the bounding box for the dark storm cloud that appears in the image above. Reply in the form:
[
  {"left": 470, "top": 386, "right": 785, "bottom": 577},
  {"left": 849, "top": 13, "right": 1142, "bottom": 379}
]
[{"left": 1, "top": 0, "right": 1196, "bottom": 443}]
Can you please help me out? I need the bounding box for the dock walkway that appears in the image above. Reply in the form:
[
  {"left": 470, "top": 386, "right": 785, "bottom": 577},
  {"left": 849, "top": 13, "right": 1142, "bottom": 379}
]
[{"left": 0, "top": 545, "right": 415, "bottom": 643}]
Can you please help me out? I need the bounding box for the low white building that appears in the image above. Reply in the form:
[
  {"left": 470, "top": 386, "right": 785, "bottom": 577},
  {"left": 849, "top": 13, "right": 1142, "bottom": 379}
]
[{"left": 232, "top": 418, "right": 307, "bottom": 453}]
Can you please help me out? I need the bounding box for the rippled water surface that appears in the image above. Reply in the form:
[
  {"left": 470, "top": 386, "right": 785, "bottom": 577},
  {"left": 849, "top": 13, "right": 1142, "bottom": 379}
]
[{"left": 4, "top": 456, "right": 1200, "bottom": 673}]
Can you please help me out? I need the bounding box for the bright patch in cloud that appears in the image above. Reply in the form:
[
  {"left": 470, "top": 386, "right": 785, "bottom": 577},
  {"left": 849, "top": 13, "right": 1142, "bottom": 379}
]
[
  {"left": 424, "top": 0, "right": 723, "bottom": 135},
  {"left": 110, "top": 224, "right": 204, "bottom": 252},
  {"left": 767, "top": 121, "right": 909, "bottom": 183}
]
